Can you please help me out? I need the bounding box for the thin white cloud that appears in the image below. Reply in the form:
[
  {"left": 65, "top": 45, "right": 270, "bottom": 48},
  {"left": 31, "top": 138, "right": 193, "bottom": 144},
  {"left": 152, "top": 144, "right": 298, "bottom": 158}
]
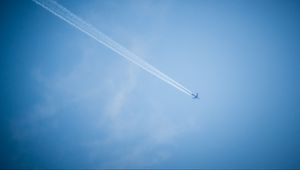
[
  {"left": 12, "top": 1, "right": 198, "bottom": 168},
  {"left": 98, "top": 37, "right": 195, "bottom": 168}
]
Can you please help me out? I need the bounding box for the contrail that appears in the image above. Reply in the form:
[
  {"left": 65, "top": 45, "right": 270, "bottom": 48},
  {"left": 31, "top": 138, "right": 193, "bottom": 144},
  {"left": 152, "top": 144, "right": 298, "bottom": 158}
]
[{"left": 32, "top": 0, "right": 196, "bottom": 97}]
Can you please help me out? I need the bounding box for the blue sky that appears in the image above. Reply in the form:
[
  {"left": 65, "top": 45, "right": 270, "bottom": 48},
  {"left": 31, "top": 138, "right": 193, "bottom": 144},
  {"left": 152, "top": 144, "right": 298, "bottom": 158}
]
[{"left": 1, "top": 0, "right": 300, "bottom": 169}]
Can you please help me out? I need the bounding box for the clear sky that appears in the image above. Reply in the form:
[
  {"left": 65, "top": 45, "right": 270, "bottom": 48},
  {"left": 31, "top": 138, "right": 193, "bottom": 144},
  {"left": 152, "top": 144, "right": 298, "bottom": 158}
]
[{"left": 1, "top": 0, "right": 300, "bottom": 169}]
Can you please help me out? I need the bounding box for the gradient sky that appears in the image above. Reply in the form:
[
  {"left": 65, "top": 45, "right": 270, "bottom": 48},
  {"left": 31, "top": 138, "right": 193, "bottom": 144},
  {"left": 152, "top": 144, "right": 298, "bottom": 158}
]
[{"left": 1, "top": 0, "right": 300, "bottom": 169}]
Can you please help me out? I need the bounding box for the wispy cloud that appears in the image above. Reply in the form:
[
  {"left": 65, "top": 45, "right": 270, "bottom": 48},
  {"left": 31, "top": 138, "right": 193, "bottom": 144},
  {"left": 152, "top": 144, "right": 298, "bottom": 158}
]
[
  {"left": 11, "top": 1, "right": 197, "bottom": 168},
  {"left": 97, "top": 37, "right": 196, "bottom": 168}
]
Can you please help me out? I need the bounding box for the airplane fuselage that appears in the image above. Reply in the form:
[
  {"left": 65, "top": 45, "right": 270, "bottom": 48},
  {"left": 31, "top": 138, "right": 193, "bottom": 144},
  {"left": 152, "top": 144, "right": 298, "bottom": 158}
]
[{"left": 192, "top": 93, "right": 199, "bottom": 99}]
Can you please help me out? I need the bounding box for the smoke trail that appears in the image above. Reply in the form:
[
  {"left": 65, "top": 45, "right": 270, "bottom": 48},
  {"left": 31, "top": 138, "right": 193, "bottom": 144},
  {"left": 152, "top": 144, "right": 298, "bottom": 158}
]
[{"left": 32, "top": 0, "right": 195, "bottom": 97}]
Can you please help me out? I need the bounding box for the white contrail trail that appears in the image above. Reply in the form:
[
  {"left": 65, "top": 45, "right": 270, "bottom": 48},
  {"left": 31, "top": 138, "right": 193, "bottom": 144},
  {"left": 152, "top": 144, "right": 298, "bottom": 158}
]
[{"left": 32, "top": 0, "right": 195, "bottom": 97}]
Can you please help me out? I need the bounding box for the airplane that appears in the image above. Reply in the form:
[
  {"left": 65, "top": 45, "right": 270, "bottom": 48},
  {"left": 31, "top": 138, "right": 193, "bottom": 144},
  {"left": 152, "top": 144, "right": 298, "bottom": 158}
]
[{"left": 192, "top": 93, "right": 199, "bottom": 99}]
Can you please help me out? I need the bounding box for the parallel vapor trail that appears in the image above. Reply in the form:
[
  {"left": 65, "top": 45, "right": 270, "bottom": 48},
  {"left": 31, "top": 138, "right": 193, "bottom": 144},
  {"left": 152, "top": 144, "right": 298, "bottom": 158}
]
[{"left": 32, "top": 0, "right": 195, "bottom": 97}]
